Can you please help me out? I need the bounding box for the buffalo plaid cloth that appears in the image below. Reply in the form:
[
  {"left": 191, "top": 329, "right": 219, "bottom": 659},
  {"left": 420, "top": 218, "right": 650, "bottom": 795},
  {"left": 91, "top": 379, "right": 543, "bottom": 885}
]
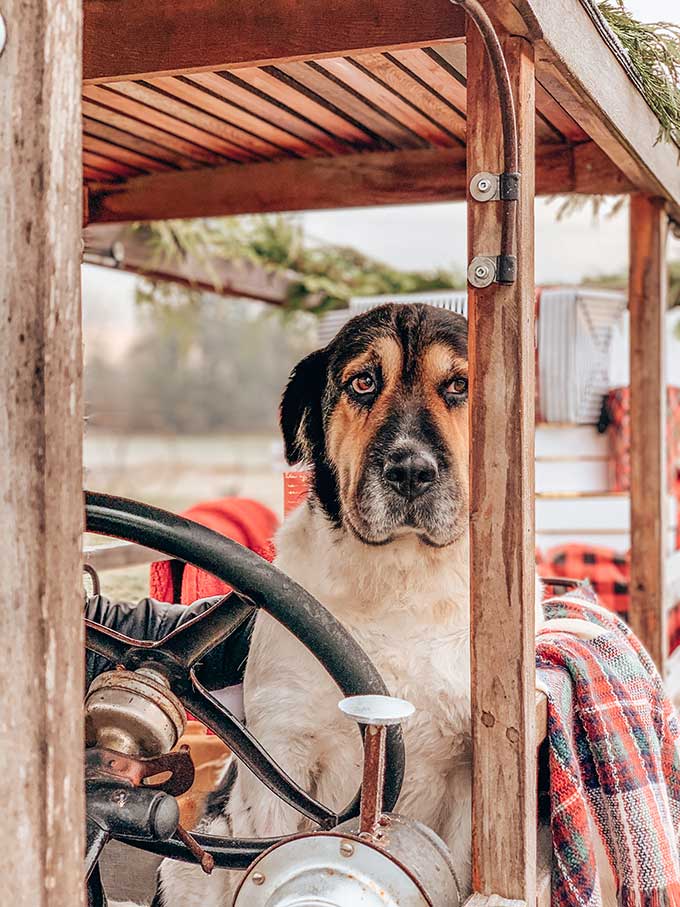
[
  {"left": 537, "top": 544, "right": 680, "bottom": 656},
  {"left": 538, "top": 589, "right": 680, "bottom": 907}
]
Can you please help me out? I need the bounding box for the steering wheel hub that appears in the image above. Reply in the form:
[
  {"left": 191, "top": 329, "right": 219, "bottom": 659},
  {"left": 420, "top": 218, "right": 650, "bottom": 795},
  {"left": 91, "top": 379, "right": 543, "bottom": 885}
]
[{"left": 85, "top": 666, "right": 186, "bottom": 757}]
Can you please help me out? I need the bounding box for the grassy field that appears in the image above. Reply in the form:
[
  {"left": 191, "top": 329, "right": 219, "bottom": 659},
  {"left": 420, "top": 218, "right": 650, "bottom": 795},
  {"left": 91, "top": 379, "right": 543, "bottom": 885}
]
[{"left": 84, "top": 430, "right": 283, "bottom": 601}]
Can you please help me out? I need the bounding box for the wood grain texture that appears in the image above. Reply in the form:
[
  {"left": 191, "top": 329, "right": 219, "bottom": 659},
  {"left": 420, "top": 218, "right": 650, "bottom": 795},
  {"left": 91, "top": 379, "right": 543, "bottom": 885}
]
[
  {"left": 87, "top": 141, "right": 630, "bottom": 223},
  {"left": 277, "top": 61, "right": 424, "bottom": 149},
  {"left": 629, "top": 194, "right": 668, "bottom": 671},
  {"left": 101, "top": 82, "right": 275, "bottom": 160},
  {"left": 83, "top": 0, "right": 465, "bottom": 83},
  {"left": 82, "top": 96, "right": 231, "bottom": 166},
  {"left": 142, "top": 77, "right": 323, "bottom": 158},
  {"left": 83, "top": 117, "right": 189, "bottom": 168},
  {"left": 233, "top": 66, "right": 376, "bottom": 147},
  {"left": 0, "top": 0, "right": 85, "bottom": 902},
  {"left": 317, "top": 56, "right": 457, "bottom": 148},
  {"left": 83, "top": 133, "right": 175, "bottom": 173},
  {"left": 186, "top": 72, "right": 349, "bottom": 155},
  {"left": 351, "top": 52, "right": 466, "bottom": 143},
  {"left": 467, "top": 29, "right": 537, "bottom": 901}
]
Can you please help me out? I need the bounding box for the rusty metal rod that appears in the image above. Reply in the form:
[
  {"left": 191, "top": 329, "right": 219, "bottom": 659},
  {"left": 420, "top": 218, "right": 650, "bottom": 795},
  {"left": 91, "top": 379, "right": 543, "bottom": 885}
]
[{"left": 449, "top": 0, "right": 519, "bottom": 277}]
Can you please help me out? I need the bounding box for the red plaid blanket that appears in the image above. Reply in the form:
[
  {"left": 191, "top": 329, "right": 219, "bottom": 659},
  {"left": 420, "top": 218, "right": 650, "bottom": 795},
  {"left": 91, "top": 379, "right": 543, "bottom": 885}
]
[{"left": 537, "top": 590, "right": 680, "bottom": 907}]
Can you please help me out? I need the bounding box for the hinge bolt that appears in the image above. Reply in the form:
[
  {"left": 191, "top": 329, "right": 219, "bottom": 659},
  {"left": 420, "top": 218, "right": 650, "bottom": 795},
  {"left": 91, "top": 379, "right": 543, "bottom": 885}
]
[
  {"left": 252, "top": 871, "right": 265, "bottom": 885},
  {"left": 477, "top": 178, "right": 491, "bottom": 192},
  {"left": 339, "top": 841, "right": 354, "bottom": 857}
]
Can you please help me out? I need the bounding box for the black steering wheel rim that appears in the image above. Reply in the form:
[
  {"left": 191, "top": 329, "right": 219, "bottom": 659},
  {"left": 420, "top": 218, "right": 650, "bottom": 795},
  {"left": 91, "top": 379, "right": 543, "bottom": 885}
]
[{"left": 84, "top": 490, "right": 405, "bottom": 869}]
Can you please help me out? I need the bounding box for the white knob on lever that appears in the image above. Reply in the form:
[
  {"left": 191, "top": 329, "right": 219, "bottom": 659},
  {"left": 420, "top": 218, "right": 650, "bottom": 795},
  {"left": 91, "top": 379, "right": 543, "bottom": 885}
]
[
  {"left": 338, "top": 694, "right": 415, "bottom": 726},
  {"left": 339, "top": 695, "right": 414, "bottom": 839}
]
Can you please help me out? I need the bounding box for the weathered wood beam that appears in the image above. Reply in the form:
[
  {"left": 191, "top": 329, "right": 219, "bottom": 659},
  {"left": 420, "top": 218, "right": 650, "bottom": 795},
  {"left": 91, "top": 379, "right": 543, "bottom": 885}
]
[
  {"left": 82, "top": 224, "right": 319, "bottom": 306},
  {"left": 482, "top": 0, "right": 680, "bottom": 222},
  {"left": 87, "top": 142, "right": 631, "bottom": 224},
  {"left": 467, "top": 29, "right": 537, "bottom": 902},
  {"left": 83, "top": 0, "right": 465, "bottom": 83},
  {"left": 0, "top": 0, "right": 85, "bottom": 903},
  {"left": 629, "top": 195, "right": 668, "bottom": 671}
]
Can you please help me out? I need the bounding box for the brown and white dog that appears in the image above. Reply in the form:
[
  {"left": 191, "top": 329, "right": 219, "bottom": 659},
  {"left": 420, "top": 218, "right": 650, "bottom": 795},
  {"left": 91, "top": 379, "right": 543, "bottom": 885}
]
[{"left": 156, "top": 302, "right": 543, "bottom": 906}]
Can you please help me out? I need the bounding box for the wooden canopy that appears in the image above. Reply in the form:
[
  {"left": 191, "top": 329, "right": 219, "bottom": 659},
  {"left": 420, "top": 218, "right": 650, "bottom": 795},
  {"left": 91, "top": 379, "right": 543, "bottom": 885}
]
[
  {"left": 1, "top": 2, "right": 676, "bottom": 906},
  {"left": 82, "top": 0, "right": 679, "bottom": 226}
]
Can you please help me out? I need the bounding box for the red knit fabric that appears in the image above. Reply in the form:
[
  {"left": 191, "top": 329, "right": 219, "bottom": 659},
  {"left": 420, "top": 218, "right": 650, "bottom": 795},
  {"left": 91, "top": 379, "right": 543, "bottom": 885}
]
[{"left": 149, "top": 497, "right": 278, "bottom": 604}]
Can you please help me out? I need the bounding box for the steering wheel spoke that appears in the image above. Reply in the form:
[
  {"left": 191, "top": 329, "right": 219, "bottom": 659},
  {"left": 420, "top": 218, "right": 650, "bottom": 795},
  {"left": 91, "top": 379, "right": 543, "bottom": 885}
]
[
  {"left": 161, "top": 593, "right": 255, "bottom": 668},
  {"left": 183, "top": 671, "right": 337, "bottom": 827}
]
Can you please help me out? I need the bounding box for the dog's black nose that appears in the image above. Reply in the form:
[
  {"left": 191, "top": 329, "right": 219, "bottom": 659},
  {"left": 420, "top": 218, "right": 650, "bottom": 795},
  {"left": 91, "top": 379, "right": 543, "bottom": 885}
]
[{"left": 383, "top": 451, "right": 438, "bottom": 500}]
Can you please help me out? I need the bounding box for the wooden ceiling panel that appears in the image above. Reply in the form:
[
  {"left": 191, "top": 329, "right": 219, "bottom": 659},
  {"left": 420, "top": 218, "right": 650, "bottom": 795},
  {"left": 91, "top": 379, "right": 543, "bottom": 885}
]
[
  {"left": 83, "top": 118, "right": 191, "bottom": 169},
  {"left": 350, "top": 52, "right": 466, "bottom": 142},
  {"left": 82, "top": 40, "right": 619, "bottom": 213},
  {"left": 231, "top": 67, "right": 378, "bottom": 147},
  {"left": 185, "top": 72, "right": 351, "bottom": 155},
  {"left": 82, "top": 94, "right": 235, "bottom": 166},
  {"left": 83, "top": 134, "right": 176, "bottom": 173},
  {"left": 275, "top": 61, "right": 425, "bottom": 149},
  {"left": 145, "top": 77, "right": 326, "bottom": 158},
  {"left": 317, "top": 57, "right": 459, "bottom": 148},
  {"left": 103, "top": 82, "right": 278, "bottom": 160}
]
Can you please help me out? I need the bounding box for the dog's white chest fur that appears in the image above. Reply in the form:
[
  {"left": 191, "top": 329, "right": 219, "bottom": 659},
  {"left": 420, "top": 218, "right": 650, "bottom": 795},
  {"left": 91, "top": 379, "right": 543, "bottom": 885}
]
[{"left": 272, "top": 502, "right": 473, "bottom": 744}]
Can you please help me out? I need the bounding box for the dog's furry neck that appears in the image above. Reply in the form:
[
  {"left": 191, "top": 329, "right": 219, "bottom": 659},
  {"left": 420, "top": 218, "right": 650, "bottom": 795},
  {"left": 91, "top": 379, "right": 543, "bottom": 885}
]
[{"left": 275, "top": 498, "right": 470, "bottom": 627}]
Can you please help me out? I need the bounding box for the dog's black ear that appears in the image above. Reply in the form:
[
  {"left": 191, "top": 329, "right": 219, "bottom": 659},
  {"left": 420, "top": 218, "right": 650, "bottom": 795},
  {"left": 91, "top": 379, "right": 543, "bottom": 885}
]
[{"left": 280, "top": 349, "right": 328, "bottom": 465}]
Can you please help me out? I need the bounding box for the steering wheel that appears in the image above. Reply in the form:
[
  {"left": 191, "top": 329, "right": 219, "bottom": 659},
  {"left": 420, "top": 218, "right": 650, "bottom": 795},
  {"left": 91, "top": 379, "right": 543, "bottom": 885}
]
[{"left": 84, "top": 491, "right": 405, "bottom": 872}]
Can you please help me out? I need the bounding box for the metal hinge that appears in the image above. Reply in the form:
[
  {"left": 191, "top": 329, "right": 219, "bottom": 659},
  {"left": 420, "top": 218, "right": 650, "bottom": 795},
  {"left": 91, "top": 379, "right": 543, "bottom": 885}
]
[
  {"left": 467, "top": 254, "right": 517, "bottom": 288},
  {"left": 469, "top": 171, "right": 520, "bottom": 202}
]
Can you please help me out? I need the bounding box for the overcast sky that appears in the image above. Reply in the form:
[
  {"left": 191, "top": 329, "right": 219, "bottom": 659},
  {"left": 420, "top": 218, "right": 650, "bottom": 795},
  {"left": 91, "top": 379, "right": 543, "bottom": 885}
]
[{"left": 84, "top": 0, "right": 680, "bottom": 324}]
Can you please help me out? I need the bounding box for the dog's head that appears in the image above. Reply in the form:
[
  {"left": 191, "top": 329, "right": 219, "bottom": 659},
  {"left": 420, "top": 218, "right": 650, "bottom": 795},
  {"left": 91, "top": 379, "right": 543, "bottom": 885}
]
[{"left": 280, "top": 303, "right": 468, "bottom": 548}]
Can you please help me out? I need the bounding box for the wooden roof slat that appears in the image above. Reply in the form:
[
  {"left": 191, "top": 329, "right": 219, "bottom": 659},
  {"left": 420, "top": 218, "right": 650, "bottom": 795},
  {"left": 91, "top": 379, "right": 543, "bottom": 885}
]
[
  {"left": 277, "top": 61, "right": 425, "bottom": 149},
  {"left": 83, "top": 133, "right": 175, "bottom": 173},
  {"left": 83, "top": 118, "right": 190, "bottom": 169},
  {"left": 104, "top": 82, "right": 283, "bottom": 161},
  {"left": 82, "top": 0, "right": 466, "bottom": 83},
  {"left": 186, "top": 72, "right": 351, "bottom": 155},
  {"left": 318, "top": 56, "right": 460, "bottom": 148},
  {"left": 233, "top": 67, "right": 377, "bottom": 147},
  {"left": 83, "top": 149, "right": 143, "bottom": 178},
  {"left": 147, "top": 76, "right": 327, "bottom": 159},
  {"left": 390, "top": 48, "right": 467, "bottom": 115},
  {"left": 82, "top": 94, "right": 237, "bottom": 167},
  {"left": 357, "top": 51, "right": 467, "bottom": 142}
]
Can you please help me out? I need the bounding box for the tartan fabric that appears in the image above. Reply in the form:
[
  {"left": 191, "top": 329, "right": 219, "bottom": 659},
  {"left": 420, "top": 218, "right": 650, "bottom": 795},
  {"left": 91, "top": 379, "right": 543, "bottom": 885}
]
[{"left": 538, "top": 590, "right": 680, "bottom": 907}]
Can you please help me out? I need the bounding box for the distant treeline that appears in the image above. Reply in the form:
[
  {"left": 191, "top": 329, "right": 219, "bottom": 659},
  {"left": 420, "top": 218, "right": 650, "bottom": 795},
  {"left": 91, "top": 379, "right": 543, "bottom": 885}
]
[{"left": 85, "top": 298, "right": 317, "bottom": 434}]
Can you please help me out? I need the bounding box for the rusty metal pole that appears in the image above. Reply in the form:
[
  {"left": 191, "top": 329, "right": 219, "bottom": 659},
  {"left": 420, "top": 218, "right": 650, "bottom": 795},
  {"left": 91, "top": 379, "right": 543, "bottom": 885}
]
[{"left": 0, "top": 0, "right": 85, "bottom": 903}]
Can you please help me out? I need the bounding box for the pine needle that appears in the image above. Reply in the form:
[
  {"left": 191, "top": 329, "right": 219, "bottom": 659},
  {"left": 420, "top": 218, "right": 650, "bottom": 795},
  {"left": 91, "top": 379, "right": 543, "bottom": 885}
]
[{"left": 598, "top": 1, "right": 680, "bottom": 145}]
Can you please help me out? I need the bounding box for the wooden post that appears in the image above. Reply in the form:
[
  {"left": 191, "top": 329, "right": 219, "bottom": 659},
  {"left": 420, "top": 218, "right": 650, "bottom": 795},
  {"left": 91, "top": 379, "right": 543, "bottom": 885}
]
[
  {"left": 467, "top": 27, "right": 537, "bottom": 904},
  {"left": 0, "top": 0, "right": 85, "bottom": 904},
  {"left": 629, "top": 195, "right": 668, "bottom": 672}
]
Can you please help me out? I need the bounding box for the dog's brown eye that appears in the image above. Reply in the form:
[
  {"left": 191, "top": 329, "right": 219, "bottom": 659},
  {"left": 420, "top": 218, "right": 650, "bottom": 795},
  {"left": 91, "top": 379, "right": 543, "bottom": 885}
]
[
  {"left": 351, "top": 374, "right": 375, "bottom": 395},
  {"left": 446, "top": 377, "right": 468, "bottom": 395}
]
